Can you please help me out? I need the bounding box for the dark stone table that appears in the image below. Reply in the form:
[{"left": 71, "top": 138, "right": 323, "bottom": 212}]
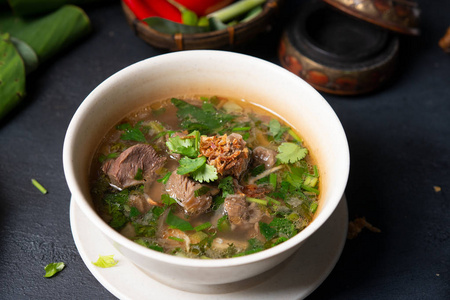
[{"left": 1, "top": 0, "right": 448, "bottom": 298}]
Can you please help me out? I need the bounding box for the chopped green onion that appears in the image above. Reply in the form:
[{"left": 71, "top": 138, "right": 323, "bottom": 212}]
[
  {"left": 313, "top": 165, "right": 319, "bottom": 177},
  {"left": 208, "top": 0, "right": 266, "bottom": 23},
  {"left": 301, "top": 184, "right": 320, "bottom": 195},
  {"left": 31, "top": 179, "right": 47, "bottom": 194},
  {"left": 288, "top": 128, "right": 302, "bottom": 143},
  {"left": 168, "top": 236, "right": 185, "bottom": 242},
  {"left": 310, "top": 202, "right": 318, "bottom": 213},
  {"left": 194, "top": 221, "right": 212, "bottom": 232},
  {"left": 265, "top": 196, "right": 280, "bottom": 206},
  {"left": 232, "top": 126, "right": 251, "bottom": 132},
  {"left": 303, "top": 175, "right": 318, "bottom": 188},
  {"left": 269, "top": 173, "right": 277, "bottom": 189},
  {"left": 157, "top": 171, "right": 172, "bottom": 184},
  {"left": 246, "top": 197, "right": 268, "bottom": 206}
]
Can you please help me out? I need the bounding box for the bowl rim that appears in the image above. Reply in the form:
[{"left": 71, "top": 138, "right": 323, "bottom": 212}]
[{"left": 63, "top": 50, "right": 350, "bottom": 269}]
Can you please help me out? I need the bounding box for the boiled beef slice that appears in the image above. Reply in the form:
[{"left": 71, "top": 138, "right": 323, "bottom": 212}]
[
  {"left": 224, "top": 194, "right": 262, "bottom": 226},
  {"left": 165, "top": 172, "right": 212, "bottom": 216},
  {"left": 252, "top": 146, "right": 277, "bottom": 169},
  {"left": 102, "top": 144, "right": 166, "bottom": 189}
]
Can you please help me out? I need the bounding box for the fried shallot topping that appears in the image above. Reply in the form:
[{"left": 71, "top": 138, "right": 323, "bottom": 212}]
[{"left": 199, "top": 133, "right": 249, "bottom": 178}]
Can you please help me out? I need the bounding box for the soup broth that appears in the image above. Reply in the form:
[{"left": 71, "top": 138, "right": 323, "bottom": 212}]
[{"left": 90, "top": 96, "right": 320, "bottom": 259}]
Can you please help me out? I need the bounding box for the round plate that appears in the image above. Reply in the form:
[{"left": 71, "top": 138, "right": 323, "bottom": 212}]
[{"left": 70, "top": 195, "right": 348, "bottom": 299}]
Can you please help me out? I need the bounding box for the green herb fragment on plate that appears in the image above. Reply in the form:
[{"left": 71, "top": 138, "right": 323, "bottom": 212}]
[
  {"left": 92, "top": 255, "right": 118, "bottom": 268},
  {"left": 31, "top": 178, "right": 47, "bottom": 194},
  {"left": 44, "top": 262, "right": 65, "bottom": 278}
]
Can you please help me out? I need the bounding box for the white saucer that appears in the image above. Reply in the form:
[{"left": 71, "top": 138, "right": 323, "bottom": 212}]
[{"left": 70, "top": 195, "right": 348, "bottom": 300}]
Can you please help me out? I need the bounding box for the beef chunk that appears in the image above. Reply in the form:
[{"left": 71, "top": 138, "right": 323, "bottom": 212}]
[
  {"left": 102, "top": 144, "right": 166, "bottom": 189},
  {"left": 252, "top": 146, "right": 277, "bottom": 169},
  {"left": 165, "top": 173, "right": 212, "bottom": 216},
  {"left": 199, "top": 133, "right": 250, "bottom": 178},
  {"left": 224, "top": 194, "right": 263, "bottom": 226}
]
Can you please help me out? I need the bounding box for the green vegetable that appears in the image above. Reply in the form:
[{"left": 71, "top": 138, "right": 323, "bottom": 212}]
[
  {"left": 171, "top": 98, "right": 234, "bottom": 135},
  {"left": 166, "top": 132, "right": 199, "bottom": 158},
  {"left": 0, "top": 33, "right": 26, "bottom": 120},
  {"left": 135, "top": 238, "right": 164, "bottom": 252},
  {"left": 270, "top": 217, "right": 297, "bottom": 238},
  {"left": 134, "top": 168, "right": 144, "bottom": 180},
  {"left": 157, "top": 171, "right": 172, "bottom": 184},
  {"left": 161, "top": 194, "right": 177, "bottom": 206},
  {"left": 194, "top": 186, "right": 210, "bottom": 197},
  {"left": 259, "top": 222, "right": 277, "bottom": 240},
  {"left": 218, "top": 176, "right": 234, "bottom": 197},
  {"left": 276, "top": 142, "right": 308, "bottom": 164},
  {"left": 129, "top": 206, "right": 140, "bottom": 218},
  {"left": 44, "top": 262, "right": 65, "bottom": 278},
  {"left": 117, "top": 122, "right": 146, "bottom": 143},
  {"left": 190, "top": 163, "right": 218, "bottom": 183},
  {"left": 177, "top": 156, "right": 206, "bottom": 175},
  {"left": 217, "top": 215, "right": 230, "bottom": 231},
  {"left": 31, "top": 178, "right": 47, "bottom": 194},
  {"left": 269, "top": 173, "right": 277, "bottom": 189},
  {"left": 207, "top": 0, "right": 265, "bottom": 23},
  {"left": 194, "top": 221, "right": 212, "bottom": 232},
  {"left": 92, "top": 255, "right": 118, "bottom": 268},
  {"left": 246, "top": 197, "right": 267, "bottom": 206},
  {"left": 166, "top": 209, "right": 194, "bottom": 231},
  {"left": 168, "top": 236, "right": 185, "bottom": 242},
  {"left": 98, "top": 152, "right": 120, "bottom": 163},
  {"left": 6, "top": 0, "right": 98, "bottom": 17}
]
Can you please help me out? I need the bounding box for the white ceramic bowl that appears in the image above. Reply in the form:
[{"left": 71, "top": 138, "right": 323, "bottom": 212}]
[{"left": 63, "top": 50, "right": 349, "bottom": 292}]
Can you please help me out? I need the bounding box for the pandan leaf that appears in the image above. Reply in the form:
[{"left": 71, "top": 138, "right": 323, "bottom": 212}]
[
  {"left": 0, "top": 5, "right": 91, "bottom": 63},
  {"left": 7, "top": 0, "right": 97, "bottom": 17},
  {"left": 0, "top": 32, "right": 26, "bottom": 120},
  {"left": 10, "top": 36, "right": 38, "bottom": 74},
  {"left": 144, "top": 17, "right": 209, "bottom": 35}
]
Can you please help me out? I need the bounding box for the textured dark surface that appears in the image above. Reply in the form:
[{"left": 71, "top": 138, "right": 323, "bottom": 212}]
[{"left": 0, "top": 0, "right": 449, "bottom": 299}]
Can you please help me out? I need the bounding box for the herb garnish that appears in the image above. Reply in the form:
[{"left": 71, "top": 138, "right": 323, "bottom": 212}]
[
  {"left": 171, "top": 98, "right": 235, "bottom": 135},
  {"left": 276, "top": 142, "right": 308, "bottom": 164},
  {"left": 117, "top": 122, "right": 147, "bottom": 142},
  {"left": 92, "top": 255, "right": 118, "bottom": 268},
  {"left": 44, "top": 262, "right": 65, "bottom": 278}
]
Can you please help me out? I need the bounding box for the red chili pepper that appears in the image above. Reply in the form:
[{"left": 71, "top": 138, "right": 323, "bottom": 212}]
[
  {"left": 144, "top": 0, "right": 183, "bottom": 23},
  {"left": 123, "top": 0, "right": 157, "bottom": 20},
  {"left": 175, "top": 0, "right": 234, "bottom": 16},
  {"left": 123, "top": 0, "right": 183, "bottom": 23}
]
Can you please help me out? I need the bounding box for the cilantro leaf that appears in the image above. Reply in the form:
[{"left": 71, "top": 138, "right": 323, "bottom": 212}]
[
  {"left": 135, "top": 238, "right": 164, "bottom": 252},
  {"left": 191, "top": 163, "right": 218, "bottom": 183},
  {"left": 44, "top": 262, "right": 65, "bottom": 278},
  {"left": 259, "top": 222, "right": 277, "bottom": 240},
  {"left": 171, "top": 98, "right": 235, "bottom": 135},
  {"left": 276, "top": 142, "right": 308, "bottom": 164},
  {"left": 218, "top": 176, "right": 234, "bottom": 197},
  {"left": 166, "top": 131, "right": 199, "bottom": 158},
  {"left": 270, "top": 217, "right": 297, "bottom": 238},
  {"left": 166, "top": 209, "right": 194, "bottom": 231},
  {"left": 117, "top": 122, "right": 146, "bottom": 143},
  {"left": 92, "top": 255, "right": 118, "bottom": 268},
  {"left": 177, "top": 156, "right": 206, "bottom": 175},
  {"left": 269, "top": 119, "right": 289, "bottom": 141}
]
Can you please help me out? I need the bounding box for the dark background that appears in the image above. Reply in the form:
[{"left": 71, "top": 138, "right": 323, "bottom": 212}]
[{"left": 0, "top": 0, "right": 449, "bottom": 298}]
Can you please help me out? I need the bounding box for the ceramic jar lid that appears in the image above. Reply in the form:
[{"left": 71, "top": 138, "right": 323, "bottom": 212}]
[
  {"left": 279, "top": 0, "right": 401, "bottom": 95},
  {"left": 323, "top": 0, "right": 420, "bottom": 36}
]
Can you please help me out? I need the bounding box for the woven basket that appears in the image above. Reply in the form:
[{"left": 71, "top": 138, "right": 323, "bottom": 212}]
[{"left": 121, "top": 0, "right": 282, "bottom": 51}]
